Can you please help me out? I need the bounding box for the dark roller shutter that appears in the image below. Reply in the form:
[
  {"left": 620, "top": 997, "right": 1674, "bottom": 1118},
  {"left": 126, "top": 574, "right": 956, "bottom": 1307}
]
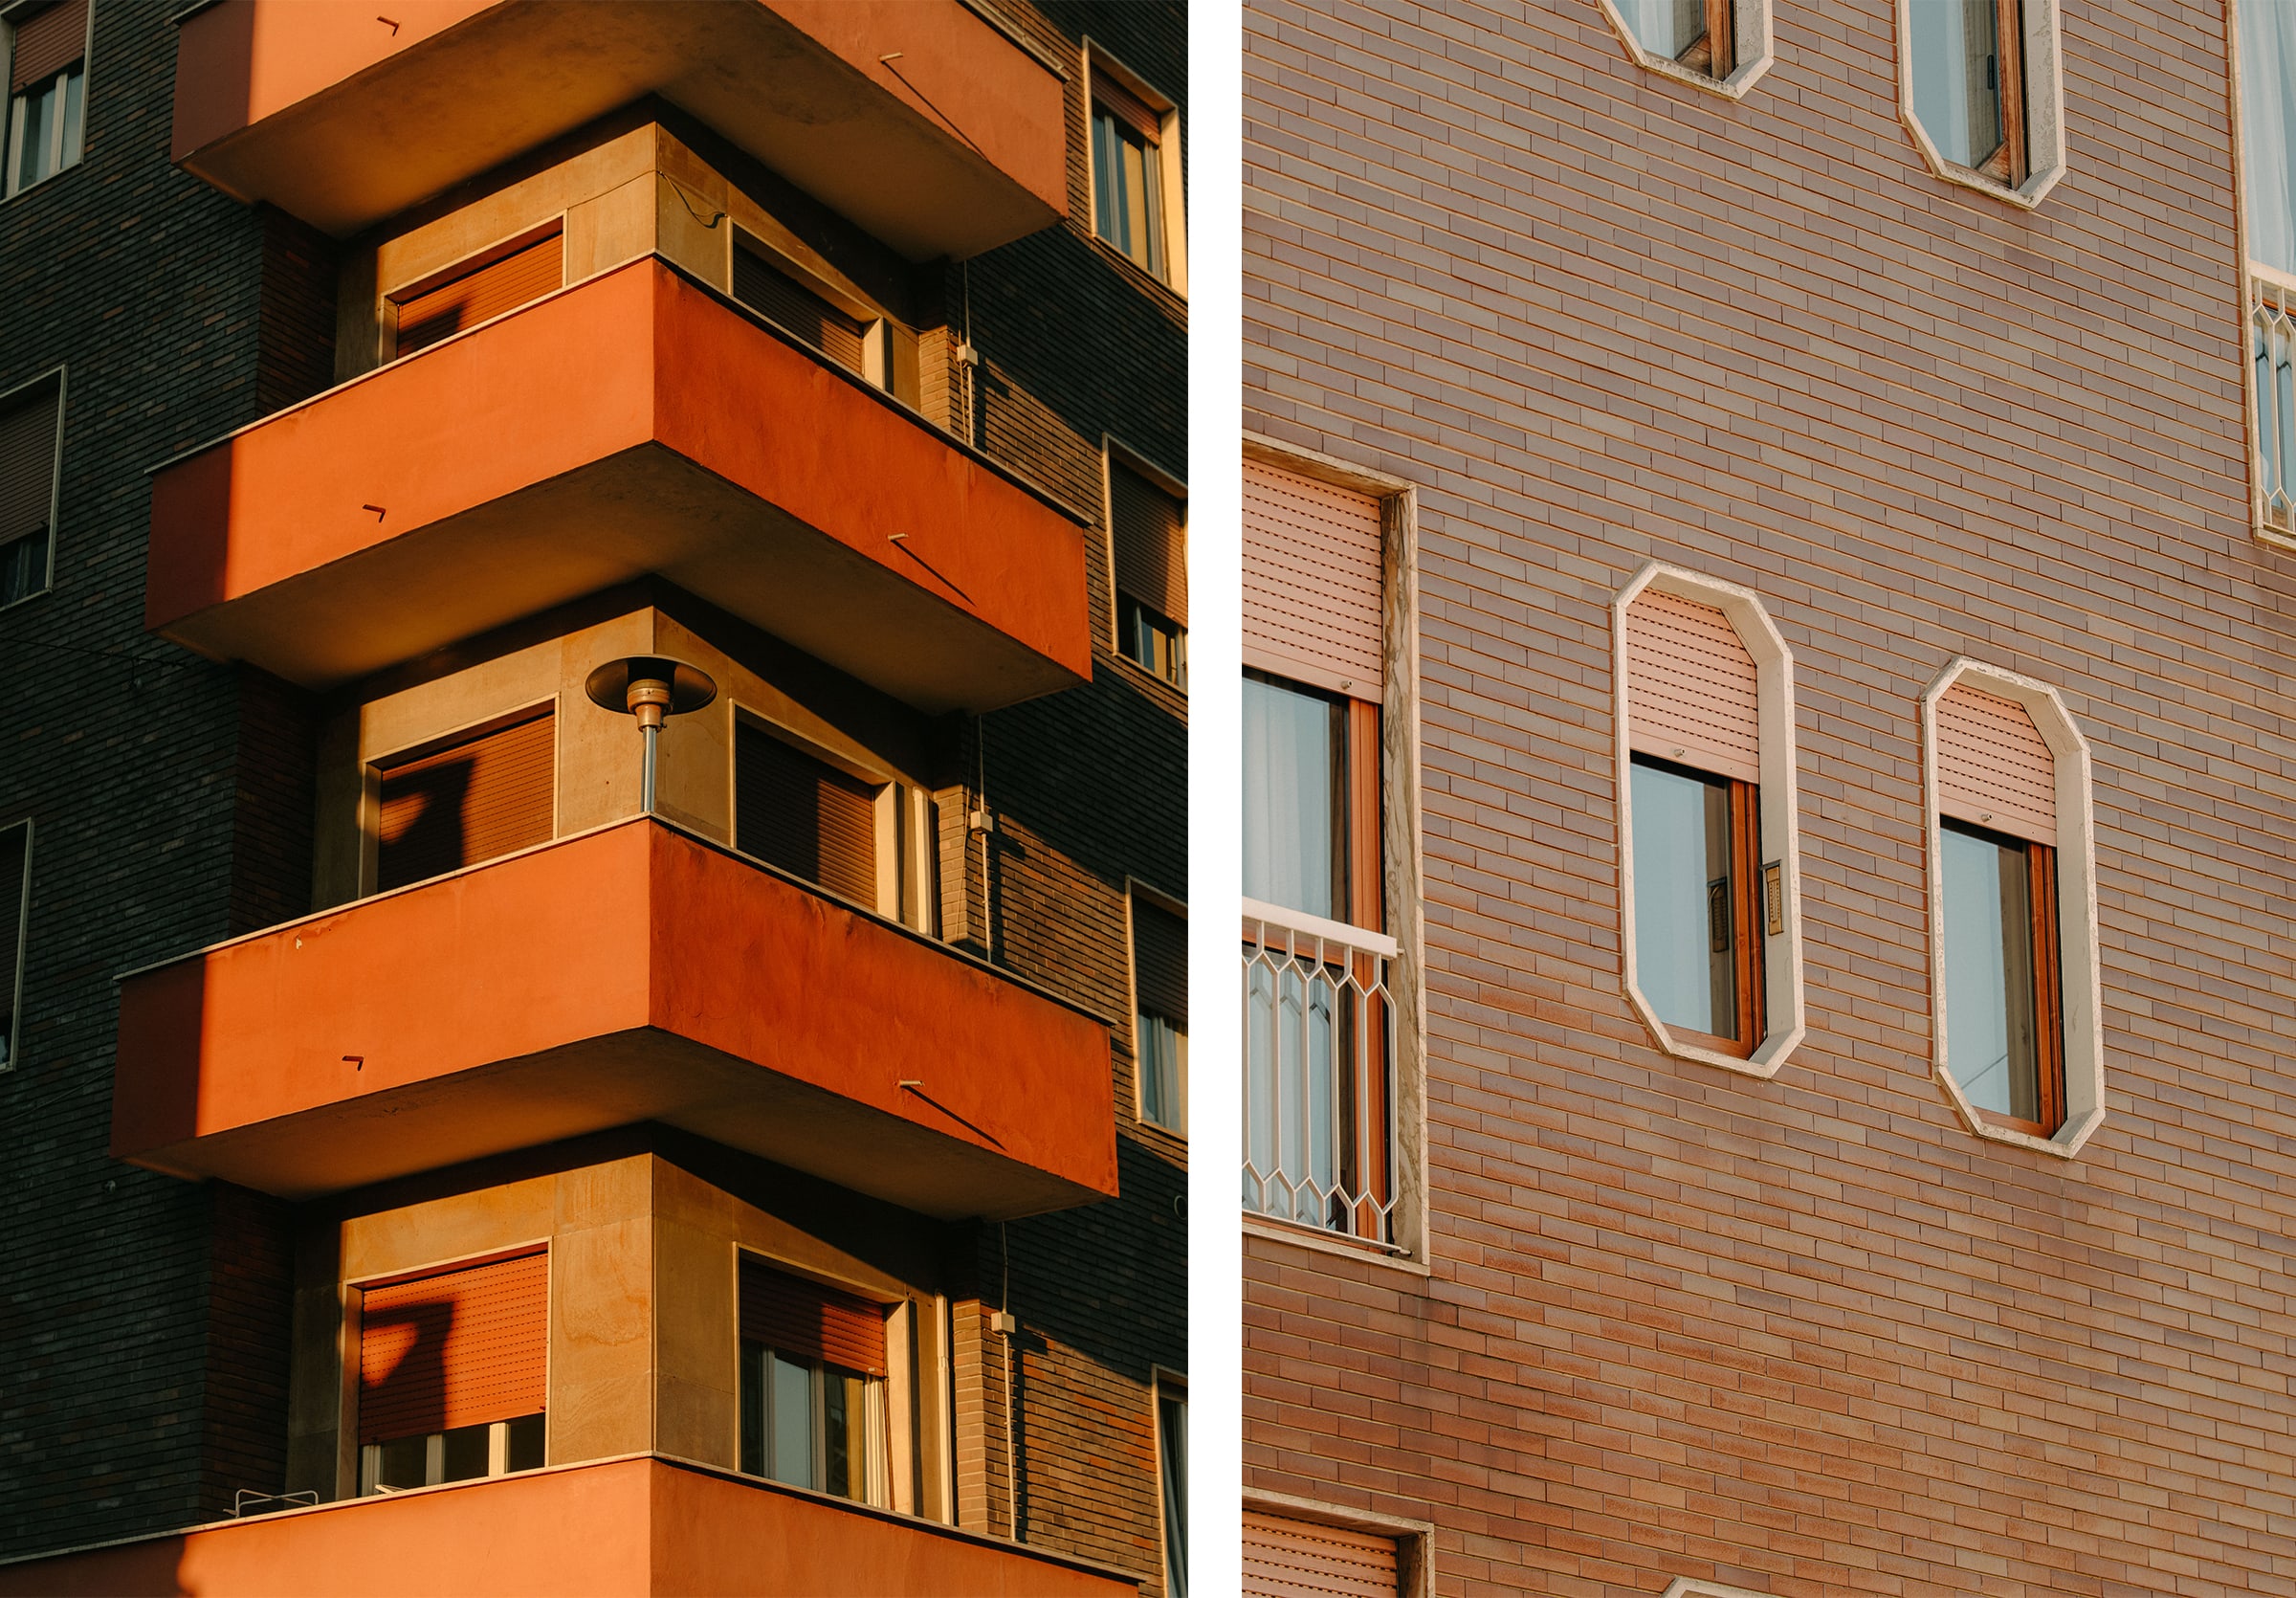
[
  {"left": 377, "top": 710, "right": 554, "bottom": 891},
  {"left": 736, "top": 722, "right": 878, "bottom": 906},
  {"left": 11, "top": 0, "right": 84, "bottom": 93},
  {"left": 733, "top": 237, "right": 866, "bottom": 375},
  {"left": 739, "top": 1258, "right": 886, "bottom": 1378},
  {"left": 391, "top": 227, "right": 564, "bottom": 359},
  {"left": 359, "top": 1251, "right": 547, "bottom": 1445},
  {"left": 1111, "top": 461, "right": 1187, "bottom": 629},
  {"left": 1133, "top": 899, "right": 1186, "bottom": 1030},
  {"left": 0, "top": 382, "right": 58, "bottom": 544},
  {"left": 1092, "top": 66, "right": 1162, "bottom": 144}
]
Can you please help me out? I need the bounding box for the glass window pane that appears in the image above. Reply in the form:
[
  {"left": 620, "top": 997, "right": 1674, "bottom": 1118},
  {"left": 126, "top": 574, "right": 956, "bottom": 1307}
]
[
  {"left": 1631, "top": 760, "right": 1737, "bottom": 1038},
  {"left": 504, "top": 1412, "right": 546, "bottom": 1473},
  {"left": 1158, "top": 1390, "right": 1187, "bottom": 1598},
  {"left": 770, "top": 1353, "right": 815, "bottom": 1490},
  {"left": 1093, "top": 112, "right": 1128, "bottom": 255},
  {"left": 1941, "top": 824, "right": 2040, "bottom": 1121},
  {"left": 1242, "top": 675, "right": 1343, "bottom": 919},
  {"left": 58, "top": 67, "right": 81, "bottom": 171},
  {"left": 1910, "top": 0, "right": 2004, "bottom": 169},
  {"left": 824, "top": 1369, "right": 852, "bottom": 1498},
  {"left": 14, "top": 82, "right": 52, "bottom": 192},
  {"left": 1140, "top": 1012, "right": 1184, "bottom": 1131},
  {"left": 438, "top": 1421, "right": 490, "bottom": 1483},
  {"left": 1617, "top": 0, "right": 1707, "bottom": 59},
  {"left": 372, "top": 1433, "right": 426, "bottom": 1493},
  {"left": 2245, "top": 0, "right": 2296, "bottom": 273}
]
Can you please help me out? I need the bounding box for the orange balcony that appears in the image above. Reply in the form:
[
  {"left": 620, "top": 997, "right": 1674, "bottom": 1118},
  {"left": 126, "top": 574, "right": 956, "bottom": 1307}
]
[
  {"left": 111, "top": 819, "right": 1115, "bottom": 1219},
  {"left": 169, "top": 0, "right": 1068, "bottom": 257},
  {"left": 0, "top": 1454, "right": 1137, "bottom": 1597},
  {"left": 145, "top": 258, "right": 1093, "bottom": 713}
]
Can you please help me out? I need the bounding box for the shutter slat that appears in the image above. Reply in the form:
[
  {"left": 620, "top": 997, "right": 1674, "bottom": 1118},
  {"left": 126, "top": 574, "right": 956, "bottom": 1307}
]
[
  {"left": 1243, "top": 458, "right": 1382, "bottom": 700},
  {"left": 1132, "top": 899, "right": 1186, "bottom": 1030},
  {"left": 736, "top": 724, "right": 879, "bottom": 907},
  {"left": 0, "top": 383, "right": 58, "bottom": 545},
  {"left": 359, "top": 1252, "right": 547, "bottom": 1444},
  {"left": 392, "top": 231, "right": 564, "bottom": 359},
  {"left": 1242, "top": 1512, "right": 1399, "bottom": 1598},
  {"left": 1626, "top": 588, "right": 1761, "bottom": 786},
  {"left": 11, "top": 0, "right": 85, "bottom": 94},
  {"left": 377, "top": 711, "right": 555, "bottom": 892},
  {"left": 1091, "top": 67, "right": 1163, "bottom": 144},
  {"left": 740, "top": 1260, "right": 887, "bottom": 1377},
  {"left": 1111, "top": 461, "right": 1188, "bottom": 627},
  {"left": 1936, "top": 683, "right": 2057, "bottom": 846},
  {"left": 733, "top": 241, "right": 867, "bottom": 375}
]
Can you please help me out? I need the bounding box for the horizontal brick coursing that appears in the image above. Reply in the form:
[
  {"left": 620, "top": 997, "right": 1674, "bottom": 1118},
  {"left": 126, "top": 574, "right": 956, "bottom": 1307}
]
[{"left": 1245, "top": 0, "right": 2296, "bottom": 1594}]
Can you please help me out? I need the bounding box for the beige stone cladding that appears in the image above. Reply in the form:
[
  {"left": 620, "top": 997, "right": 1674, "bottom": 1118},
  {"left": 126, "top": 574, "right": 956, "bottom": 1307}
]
[{"left": 1245, "top": 0, "right": 2292, "bottom": 1594}]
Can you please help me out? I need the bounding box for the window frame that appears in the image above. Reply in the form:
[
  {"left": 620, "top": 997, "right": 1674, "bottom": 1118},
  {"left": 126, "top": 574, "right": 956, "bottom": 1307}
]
[
  {"left": 0, "top": 817, "right": 29, "bottom": 1074},
  {"left": 1101, "top": 438, "right": 1189, "bottom": 693},
  {"left": 1153, "top": 1373, "right": 1186, "bottom": 1598},
  {"left": 1937, "top": 815, "right": 2066, "bottom": 1139},
  {"left": 1613, "top": 563, "right": 1806, "bottom": 1079},
  {"left": 733, "top": 1251, "right": 900, "bottom": 1511},
  {"left": 1590, "top": 0, "right": 1775, "bottom": 98},
  {"left": 1128, "top": 879, "right": 1188, "bottom": 1138},
  {"left": 2231, "top": 1, "right": 2296, "bottom": 544},
  {"left": 1893, "top": 0, "right": 2066, "bottom": 207},
  {"left": 729, "top": 703, "right": 933, "bottom": 930},
  {"left": 1921, "top": 656, "right": 2103, "bottom": 1157},
  {"left": 1625, "top": 752, "right": 1766, "bottom": 1060},
  {"left": 1082, "top": 42, "right": 1187, "bottom": 297},
  {"left": 2, "top": 0, "right": 89, "bottom": 202},
  {"left": 362, "top": 698, "right": 560, "bottom": 899},
  {"left": 0, "top": 364, "right": 64, "bottom": 614}
]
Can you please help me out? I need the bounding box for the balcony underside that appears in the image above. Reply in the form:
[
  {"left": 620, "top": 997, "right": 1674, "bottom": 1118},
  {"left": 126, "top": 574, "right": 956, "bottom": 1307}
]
[
  {"left": 170, "top": 0, "right": 1069, "bottom": 257},
  {"left": 112, "top": 821, "right": 1117, "bottom": 1219}
]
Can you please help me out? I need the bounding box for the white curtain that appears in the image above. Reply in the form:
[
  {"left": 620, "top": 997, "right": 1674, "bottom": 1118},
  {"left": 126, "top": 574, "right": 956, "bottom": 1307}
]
[
  {"left": 1241, "top": 677, "right": 1336, "bottom": 919},
  {"left": 2245, "top": 2, "right": 2296, "bottom": 274}
]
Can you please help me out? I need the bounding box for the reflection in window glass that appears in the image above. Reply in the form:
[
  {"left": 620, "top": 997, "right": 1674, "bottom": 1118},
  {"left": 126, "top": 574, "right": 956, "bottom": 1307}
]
[
  {"left": 1909, "top": 0, "right": 2005, "bottom": 170},
  {"left": 1093, "top": 109, "right": 1163, "bottom": 278},
  {"left": 771, "top": 1352, "right": 815, "bottom": 1490},
  {"left": 2243, "top": 0, "right": 2296, "bottom": 275},
  {"left": 1617, "top": 0, "right": 1707, "bottom": 59},
  {"left": 1631, "top": 758, "right": 1736, "bottom": 1038},
  {"left": 1243, "top": 675, "right": 1343, "bottom": 920},
  {"left": 1940, "top": 821, "right": 2040, "bottom": 1122},
  {"left": 1140, "top": 1012, "right": 1185, "bottom": 1132}
]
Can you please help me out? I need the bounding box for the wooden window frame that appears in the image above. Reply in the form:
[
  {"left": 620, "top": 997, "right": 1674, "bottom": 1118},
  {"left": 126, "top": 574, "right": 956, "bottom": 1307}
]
[
  {"left": 1972, "top": 0, "right": 2030, "bottom": 189},
  {"left": 1676, "top": 0, "right": 1735, "bottom": 78},
  {"left": 1634, "top": 754, "right": 1765, "bottom": 1061},
  {"left": 1965, "top": 833, "right": 2065, "bottom": 1139}
]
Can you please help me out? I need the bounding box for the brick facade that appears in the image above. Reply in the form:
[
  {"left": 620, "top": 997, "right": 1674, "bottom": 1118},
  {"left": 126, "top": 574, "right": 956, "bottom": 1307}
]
[{"left": 1245, "top": 1, "right": 2296, "bottom": 1594}]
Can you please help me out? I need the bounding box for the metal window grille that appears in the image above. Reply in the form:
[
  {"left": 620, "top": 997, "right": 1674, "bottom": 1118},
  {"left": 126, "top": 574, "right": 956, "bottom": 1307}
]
[
  {"left": 2254, "top": 273, "right": 2296, "bottom": 532},
  {"left": 1242, "top": 898, "right": 1399, "bottom": 1248}
]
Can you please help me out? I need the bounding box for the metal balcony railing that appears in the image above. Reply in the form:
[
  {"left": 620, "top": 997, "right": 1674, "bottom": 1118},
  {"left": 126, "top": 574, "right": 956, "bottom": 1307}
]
[
  {"left": 1241, "top": 897, "right": 1400, "bottom": 1248},
  {"left": 2252, "top": 270, "right": 2296, "bottom": 532}
]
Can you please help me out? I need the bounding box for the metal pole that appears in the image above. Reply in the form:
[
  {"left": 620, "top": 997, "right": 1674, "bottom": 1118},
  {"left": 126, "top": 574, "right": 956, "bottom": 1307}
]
[{"left": 642, "top": 722, "right": 658, "bottom": 815}]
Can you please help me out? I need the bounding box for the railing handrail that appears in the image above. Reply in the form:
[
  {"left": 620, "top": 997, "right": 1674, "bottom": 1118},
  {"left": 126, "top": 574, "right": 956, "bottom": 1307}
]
[{"left": 1239, "top": 896, "right": 1400, "bottom": 961}]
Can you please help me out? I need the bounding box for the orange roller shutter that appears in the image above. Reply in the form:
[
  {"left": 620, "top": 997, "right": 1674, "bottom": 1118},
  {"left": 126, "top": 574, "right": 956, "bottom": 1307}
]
[
  {"left": 1625, "top": 588, "right": 1760, "bottom": 785},
  {"left": 0, "top": 383, "right": 57, "bottom": 544},
  {"left": 1111, "top": 461, "right": 1187, "bottom": 628},
  {"left": 359, "top": 1251, "right": 547, "bottom": 1445},
  {"left": 739, "top": 1259, "right": 887, "bottom": 1377},
  {"left": 1092, "top": 67, "right": 1163, "bottom": 144},
  {"left": 390, "top": 227, "right": 564, "bottom": 359},
  {"left": 1936, "top": 681, "right": 2057, "bottom": 846},
  {"left": 1242, "top": 1511, "right": 1400, "bottom": 1598},
  {"left": 11, "top": 0, "right": 85, "bottom": 93},
  {"left": 1243, "top": 457, "right": 1382, "bottom": 700},
  {"left": 1132, "top": 899, "right": 1186, "bottom": 1029},
  {"left": 733, "top": 239, "right": 867, "bottom": 375},
  {"left": 376, "top": 710, "right": 555, "bottom": 891},
  {"left": 735, "top": 723, "right": 879, "bottom": 907}
]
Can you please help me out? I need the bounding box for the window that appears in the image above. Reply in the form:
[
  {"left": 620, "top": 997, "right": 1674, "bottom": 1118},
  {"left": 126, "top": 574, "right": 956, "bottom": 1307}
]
[
  {"left": 1924, "top": 661, "right": 2100, "bottom": 1153},
  {"left": 1614, "top": 566, "right": 1805, "bottom": 1076},
  {"left": 738, "top": 1259, "right": 890, "bottom": 1508},
  {"left": 1156, "top": 1382, "right": 1186, "bottom": 1598},
  {"left": 0, "top": 372, "right": 59, "bottom": 609},
  {"left": 1089, "top": 54, "right": 1183, "bottom": 290},
  {"left": 2241, "top": 2, "right": 2296, "bottom": 532},
  {"left": 1242, "top": 1511, "right": 1400, "bottom": 1598},
  {"left": 5, "top": 0, "right": 84, "bottom": 198},
  {"left": 358, "top": 1251, "right": 548, "bottom": 1495},
  {"left": 1615, "top": 0, "right": 1733, "bottom": 77},
  {"left": 1132, "top": 894, "right": 1187, "bottom": 1134},
  {"left": 0, "top": 820, "right": 27, "bottom": 1070},
  {"left": 1895, "top": 0, "right": 2064, "bottom": 202},
  {"left": 386, "top": 223, "right": 563, "bottom": 360},
  {"left": 736, "top": 720, "right": 883, "bottom": 908},
  {"left": 733, "top": 232, "right": 872, "bottom": 379},
  {"left": 374, "top": 707, "right": 555, "bottom": 892},
  {"left": 1108, "top": 455, "right": 1187, "bottom": 689}
]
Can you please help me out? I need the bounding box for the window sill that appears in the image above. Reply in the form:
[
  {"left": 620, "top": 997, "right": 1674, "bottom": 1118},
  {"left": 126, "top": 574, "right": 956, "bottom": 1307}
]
[
  {"left": 1107, "top": 646, "right": 1186, "bottom": 700},
  {"left": 1242, "top": 1213, "right": 1428, "bottom": 1277},
  {"left": 4, "top": 157, "right": 81, "bottom": 205},
  {"left": 1087, "top": 233, "right": 1187, "bottom": 308}
]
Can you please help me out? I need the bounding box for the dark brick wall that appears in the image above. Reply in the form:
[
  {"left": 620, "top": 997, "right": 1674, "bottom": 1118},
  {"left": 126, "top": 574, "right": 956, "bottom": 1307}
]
[
  {"left": 1245, "top": 1, "right": 2296, "bottom": 1595},
  {"left": 0, "top": 1, "right": 310, "bottom": 1558}
]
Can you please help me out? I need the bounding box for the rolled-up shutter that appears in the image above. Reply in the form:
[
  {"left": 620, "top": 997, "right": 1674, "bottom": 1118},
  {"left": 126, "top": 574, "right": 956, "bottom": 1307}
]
[
  {"left": 377, "top": 709, "right": 555, "bottom": 891},
  {"left": 1111, "top": 461, "right": 1187, "bottom": 628},
  {"left": 1243, "top": 457, "right": 1382, "bottom": 700},
  {"left": 0, "top": 382, "right": 58, "bottom": 545},
  {"left": 1242, "top": 1512, "right": 1399, "bottom": 1598},
  {"left": 734, "top": 237, "right": 867, "bottom": 375},
  {"left": 736, "top": 722, "right": 879, "bottom": 907},
  {"left": 740, "top": 1259, "right": 887, "bottom": 1378},
  {"left": 359, "top": 1251, "right": 547, "bottom": 1445},
  {"left": 11, "top": 0, "right": 85, "bottom": 94},
  {"left": 1132, "top": 899, "right": 1186, "bottom": 1030},
  {"left": 1936, "top": 682, "right": 2056, "bottom": 846},
  {"left": 1624, "top": 588, "right": 1759, "bottom": 785},
  {"left": 390, "top": 227, "right": 564, "bottom": 359},
  {"left": 1092, "top": 67, "right": 1162, "bottom": 144}
]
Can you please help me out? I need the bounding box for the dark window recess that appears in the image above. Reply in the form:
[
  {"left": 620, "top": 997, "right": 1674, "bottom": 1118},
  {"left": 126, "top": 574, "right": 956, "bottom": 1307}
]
[
  {"left": 1133, "top": 898, "right": 1187, "bottom": 1032},
  {"left": 376, "top": 710, "right": 555, "bottom": 892},
  {"left": 733, "top": 237, "right": 867, "bottom": 374},
  {"left": 736, "top": 722, "right": 879, "bottom": 906},
  {"left": 0, "top": 824, "right": 25, "bottom": 1068},
  {"left": 389, "top": 227, "right": 564, "bottom": 359},
  {"left": 0, "top": 379, "right": 56, "bottom": 606}
]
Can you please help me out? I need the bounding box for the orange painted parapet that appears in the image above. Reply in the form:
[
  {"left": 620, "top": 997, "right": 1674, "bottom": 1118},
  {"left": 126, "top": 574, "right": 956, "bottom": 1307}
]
[
  {"left": 145, "top": 258, "right": 1093, "bottom": 713},
  {"left": 169, "top": 0, "right": 1067, "bottom": 255},
  {"left": 0, "top": 1454, "right": 1138, "bottom": 1597},
  {"left": 111, "top": 820, "right": 1116, "bottom": 1219}
]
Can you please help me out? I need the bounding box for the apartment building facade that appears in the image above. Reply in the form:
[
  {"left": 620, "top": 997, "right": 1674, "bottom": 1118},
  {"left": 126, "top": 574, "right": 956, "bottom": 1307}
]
[
  {"left": 1243, "top": 1, "right": 2296, "bottom": 1594},
  {"left": 0, "top": 2, "right": 1185, "bottom": 1592}
]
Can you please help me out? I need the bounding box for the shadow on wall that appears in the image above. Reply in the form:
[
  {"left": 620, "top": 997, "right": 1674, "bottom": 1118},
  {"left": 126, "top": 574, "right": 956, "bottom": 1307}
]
[{"left": 376, "top": 759, "right": 472, "bottom": 893}]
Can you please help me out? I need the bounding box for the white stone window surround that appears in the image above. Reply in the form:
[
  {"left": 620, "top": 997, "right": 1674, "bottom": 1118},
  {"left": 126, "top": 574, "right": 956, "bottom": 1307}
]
[
  {"left": 1921, "top": 656, "right": 2106, "bottom": 1158},
  {"left": 1590, "top": 0, "right": 1777, "bottom": 99},
  {"left": 1613, "top": 562, "right": 1807, "bottom": 1079},
  {"left": 1892, "top": 0, "right": 2068, "bottom": 208},
  {"left": 1662, "top": 1582, "right": 1778, "bottom": 1598}
]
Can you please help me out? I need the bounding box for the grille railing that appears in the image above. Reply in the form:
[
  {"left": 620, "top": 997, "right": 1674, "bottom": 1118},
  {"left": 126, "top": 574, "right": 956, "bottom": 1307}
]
[
  {"left": 1241, "top": 897, "right": 1400, "bottom": 1248},
  {"left": 2253, "top": 272, "right": 2296, "bottom": 532}
]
